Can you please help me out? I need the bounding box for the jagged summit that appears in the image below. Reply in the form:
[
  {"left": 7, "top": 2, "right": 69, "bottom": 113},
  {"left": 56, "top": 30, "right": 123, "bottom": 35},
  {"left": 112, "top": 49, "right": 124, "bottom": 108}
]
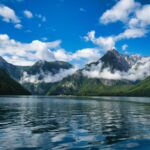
[
  {"left": 85, "top": 49, "right": 130, "bottom": 72},
  {"left": 100, "top": 49, "right": 130, "bottom": 72}
]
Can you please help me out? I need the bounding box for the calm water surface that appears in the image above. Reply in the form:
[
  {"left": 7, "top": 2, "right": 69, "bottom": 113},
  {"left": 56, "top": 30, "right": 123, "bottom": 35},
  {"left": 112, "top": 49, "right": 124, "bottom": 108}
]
[{"left": 0, "top": 96, "right": 150, "bottom": 150}]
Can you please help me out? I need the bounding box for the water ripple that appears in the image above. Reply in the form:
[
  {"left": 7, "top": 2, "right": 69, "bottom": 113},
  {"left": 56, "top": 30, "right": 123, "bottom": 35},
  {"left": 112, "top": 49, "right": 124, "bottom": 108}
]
[{"left": 0, "top": 96, "right": 149, "bottom": 149}]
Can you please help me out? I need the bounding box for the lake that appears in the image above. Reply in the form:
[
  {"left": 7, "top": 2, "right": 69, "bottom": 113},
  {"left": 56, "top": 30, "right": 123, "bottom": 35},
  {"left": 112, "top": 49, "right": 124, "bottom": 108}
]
[{"left": 0, "top": 96, "right": 150, "bottom": 150}]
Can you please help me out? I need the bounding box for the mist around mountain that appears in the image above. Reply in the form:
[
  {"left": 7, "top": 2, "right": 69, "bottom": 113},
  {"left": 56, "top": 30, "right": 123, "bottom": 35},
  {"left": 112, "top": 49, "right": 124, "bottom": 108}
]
[
  {"left": 47, "top": 71, "right": 134, "bottom": 96},
  {"left": 47, "top": 49, "right": 150, "bottom": 96},
  {"left": 0, "top": 49, "right": 149, "bottom": 96},
  {"left": 0, "top": 58, "right": 76, "bottom": 95}
]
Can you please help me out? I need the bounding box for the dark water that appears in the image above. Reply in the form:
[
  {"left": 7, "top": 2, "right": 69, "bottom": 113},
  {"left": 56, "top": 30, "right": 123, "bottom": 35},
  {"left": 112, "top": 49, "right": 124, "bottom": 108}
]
[{"left": 0, "top": 96, "right": 150, "bottom": 150}]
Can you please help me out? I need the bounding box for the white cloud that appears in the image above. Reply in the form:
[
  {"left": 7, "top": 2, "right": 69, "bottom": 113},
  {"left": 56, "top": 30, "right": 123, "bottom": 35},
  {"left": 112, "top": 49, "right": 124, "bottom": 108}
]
[
  {"left": 100, "top": 0, "right": 150, "bottom": 30},
  {"left": 83, "top": 57, "right": 150, "bottom": 81},
  {"left": 72, "top": 48, "right": 100, "bottom": 61},
  {"left": 116, "top": 28, "right": 147, "bottom": 40},
  {"left": 53, "top": 48, "right": 101, "bottom": 64},
  {"left": 0, "top": 5, "right": 20, "bottom": 23},
  {"left": 53, "top": 49, "right": 70, "bottom": 61},
  {"left": 14, "top": 23, "right": 23, "bottom": 29},
  {"left": 100, "top": 0, "right": 139, "bottom": 24},
  {"left": 0, "top": 34, "right": 61, "bottom": 65},
  {"left": 0, "top": 34, "right": 101, "bottom": 66},
  {"left": 122, "top": 44, "right": 128, "bottom": 51},
  {"left": 96, "top": 0, "right": 150, "bottom": 52},
  {"left": 84, "top": 27, "right": 147, "bottom": 51},
  {"left": 23, "top": 10, "right": 33, "bottom": 19},
  {"left": 135, "top": 5, "right": 150, "bottom": 27},
  {"left": 20, "top": 67, "right": 78, "bottom": 83},
  {"left": 129, "top": 18, "right": 139, "bottom": 28},
  {"left": 84, "top": 31, "right": 115, "bottom": 50},
  {"left": 100, "top": 0, "right": 150, "bottom": 34}
]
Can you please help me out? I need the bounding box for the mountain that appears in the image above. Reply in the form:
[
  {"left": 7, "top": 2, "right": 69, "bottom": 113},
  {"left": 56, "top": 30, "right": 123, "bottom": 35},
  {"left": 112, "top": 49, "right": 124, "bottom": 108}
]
[
  {"left": 124, "top": 54, "right": 141, "bottom": 67},
  {"left": 22, "top": 82, "right": 56, "bottom": 95},
  {"left": 22, "top": 60, "right": 73, "bottom": 75},
  {"left": 48, "top": 49, "right": 150, "bottom": 96},
  {"left": 101, "top": 49, "right": 131, "bottom": 71},
  {"left": 127, "top": 76, "right": 150, "bottom": 97},
  {"left": 20, "top": 60, "right": 74, "bottom": 94},
  {"left": 85, "top": 49, "right": 131, "bottom": 72},
  {"left": 0, "top": 49, "right": 149, "bottom": 96},
  {"left": 0, "top": 69, "right": 30, "bottom": 95},
  {"left": 0, "top": 56, "right": 21, "bottom": 80},
  {"left": 47, "top": 70, "right": 134, "bottom": 96},
  {"left": 0, "top": 57, "right": 75, "bottom": 95}
]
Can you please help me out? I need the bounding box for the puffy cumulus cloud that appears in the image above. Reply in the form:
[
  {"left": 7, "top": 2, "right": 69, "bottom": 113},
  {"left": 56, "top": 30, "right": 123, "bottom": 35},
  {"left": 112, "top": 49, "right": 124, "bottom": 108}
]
[
  {"left": 100, "top": 0, "right": 139, "bottom": 24},
  {"left": 84, "top": 28, "right": 147, "bottom": 51},
  {"left": 0, "top": 5, "right": 20, "bottom": 23},
  {"left": 20, "top": 67, "right": 78, "bottom": 83},
  {"left": 53, "top": 48, "right": 101, "bottom": 64},
  {"left": 116, "top": 28, "right": 147, "bottom": 40},
  {"left": 53, "top": 49, "right": 70, "bottom": 61},
  {"left": 95, "top": 0, "right": 150, "bottom": 51},
  {"left": 3, "top": 55, "right": 34, "bottom": 66},
  {"left": 82, "top": 57, "right": 150, "bottom": 81},
  {"left": 72, "top": 48, "right": 101, "bottom": 61},
  {"left": 23, "top": 10, "right": 33, "bottom": 19},
  {"left": 135, "top": 5, "right": 150, "bottom": 27},
  {"left": 122, "top": 44, "right": 128, "bottom": 51},
  {"left": 0, "top": 34, "right": 101, "bottom": 66},
  {"left": 84, "top": 31, "right": 115, "bottom": 50},
  {"left": 101, "top": 0, "right": 150, "bottom": 29},
  {"left": 0, "top": 34, "right": 61, "bottom": 65},
  {"left": 14, "top": 23, "right": 23, "bottom": 29},
  {"left": 128, "top": 18, "right": 139, "bottom": 28}
]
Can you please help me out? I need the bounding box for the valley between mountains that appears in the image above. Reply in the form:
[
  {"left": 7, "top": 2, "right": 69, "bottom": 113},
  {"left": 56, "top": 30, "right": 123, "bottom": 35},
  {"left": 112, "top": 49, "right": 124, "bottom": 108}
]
[{"left": 0, "top": 49, "right": 150, "bottom": 96}]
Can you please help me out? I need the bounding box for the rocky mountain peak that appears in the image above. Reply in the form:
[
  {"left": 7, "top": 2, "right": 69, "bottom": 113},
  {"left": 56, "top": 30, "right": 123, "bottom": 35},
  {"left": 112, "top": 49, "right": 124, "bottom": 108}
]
[{"left": 100, "top": 49, "right": 130, "bottom": 72}]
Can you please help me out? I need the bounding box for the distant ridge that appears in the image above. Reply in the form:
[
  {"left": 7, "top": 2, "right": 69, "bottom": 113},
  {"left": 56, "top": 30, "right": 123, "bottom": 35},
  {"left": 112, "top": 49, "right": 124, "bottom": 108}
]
[
  {"left": 0, "top": 69, "right": 30, "bottom": 95},
  {"left": 0, "top": 49, "right": 150, "bottom": 96}
]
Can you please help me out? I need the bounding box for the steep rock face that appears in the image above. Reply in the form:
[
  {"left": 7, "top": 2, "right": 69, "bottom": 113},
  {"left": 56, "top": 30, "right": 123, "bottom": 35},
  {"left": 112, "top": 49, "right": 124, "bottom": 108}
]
[
  {"left": 0, "top": 69, "right": 30, "bottom": 95},
  {"left": 85, "top": 49, "right": 131, "bottom": 73},
  {"left": 101, "top": 49, "right": 130, "bottom": 72},
  {"left": 0, "top": 56, "right": 21, "bottom": 80}
]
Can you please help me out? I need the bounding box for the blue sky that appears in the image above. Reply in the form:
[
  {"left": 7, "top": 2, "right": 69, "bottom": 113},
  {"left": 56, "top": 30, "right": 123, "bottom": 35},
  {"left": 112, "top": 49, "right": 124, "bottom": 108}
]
[{"left": 0, "top": 0, "right": 150, "bottom": 66}]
